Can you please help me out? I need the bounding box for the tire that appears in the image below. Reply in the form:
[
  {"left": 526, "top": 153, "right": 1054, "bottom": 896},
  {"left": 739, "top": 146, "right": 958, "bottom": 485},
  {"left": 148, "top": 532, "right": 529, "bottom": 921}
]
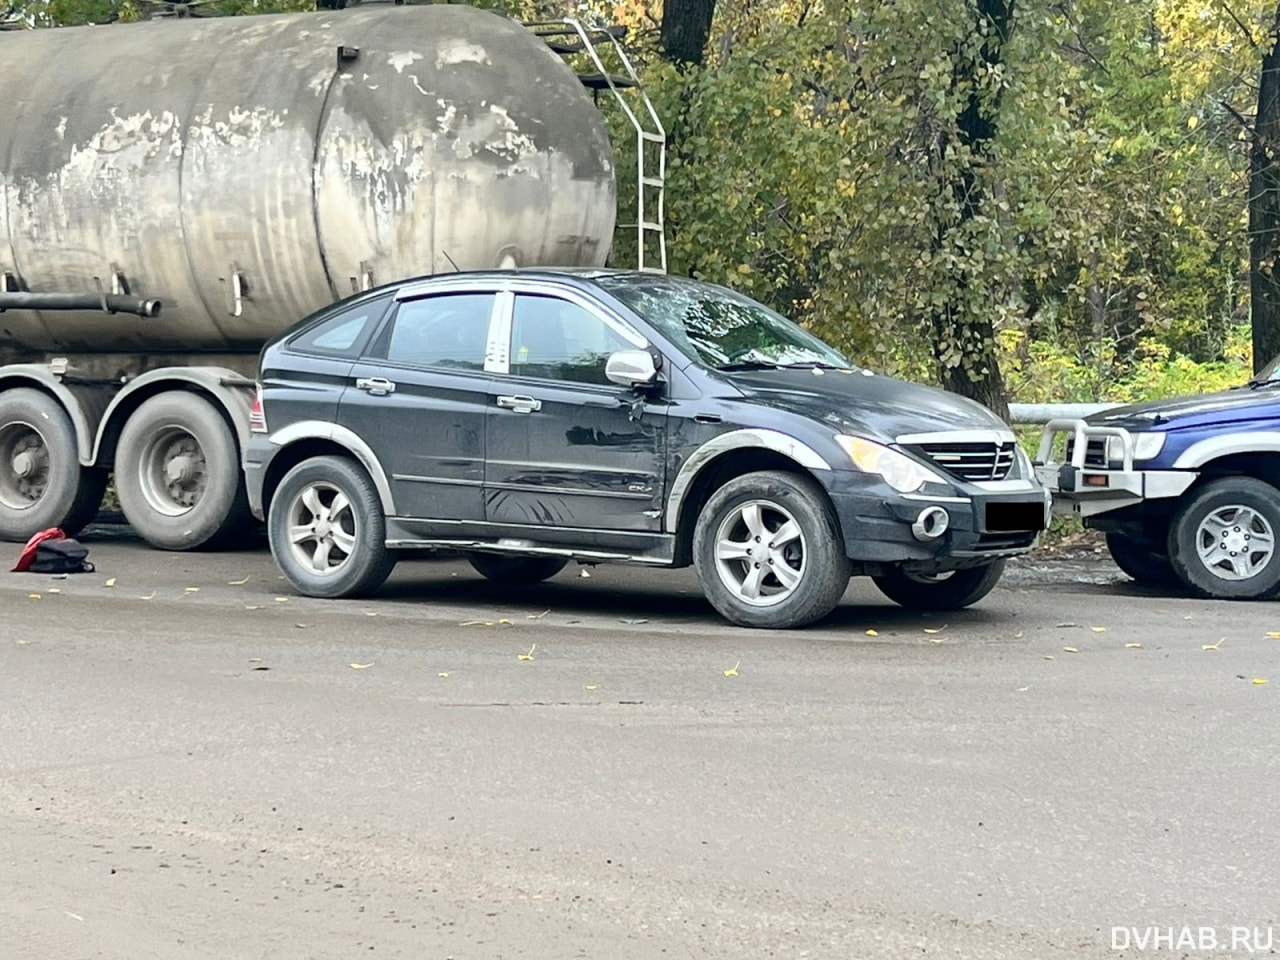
[
  {"left": 692, "top": 470, "right": 851, "bottom": 629},
  {"left": 1105, "top": 531, "right": 1177, "bottom": 586},
  {"left": 467, "top": 553, "right": 568, "bottom": 584},
  {"left": 267, "top": 455, "right": 396, "bottom": 599},
  {"left": 872, "top": 560, "right": 1006, "bottom": 611},
  {"left": 1166, "top": 477, "right": 1280, "bottom": 599},
  {"left": 0, "top": 388, "right": 105, "bottom": 541},
  {"left": 114, "top": 392, "right": 251, "bottom": 550}
]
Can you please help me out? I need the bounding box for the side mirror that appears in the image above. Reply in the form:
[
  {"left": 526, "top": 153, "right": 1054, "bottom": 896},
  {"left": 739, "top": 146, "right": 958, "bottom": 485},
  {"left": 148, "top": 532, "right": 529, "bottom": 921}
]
[{"left": 605, "top": 349, "right": 659, "bottom": 388}]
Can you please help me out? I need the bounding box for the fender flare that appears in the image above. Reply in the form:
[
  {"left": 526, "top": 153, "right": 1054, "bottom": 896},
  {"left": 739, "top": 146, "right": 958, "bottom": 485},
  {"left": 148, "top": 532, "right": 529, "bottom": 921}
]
[
  {"left": 92, "top": 367, "right": 256, "bottom": 464},
  {"left": 1172, "top": 432, "right": 1280, "bottom": 471},
  {"left": 265, "top": 420, "right": 397, "bottom": 516},
  {"left": 664, "top": 428, "right": 832, "bottom": 535},
  {"left": 0, "top": 364, "right": 110, "bottom": 465}
]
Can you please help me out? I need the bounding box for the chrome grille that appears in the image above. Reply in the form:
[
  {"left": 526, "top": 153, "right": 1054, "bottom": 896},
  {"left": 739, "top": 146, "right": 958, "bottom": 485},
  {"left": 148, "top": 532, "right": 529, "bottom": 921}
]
[
  {"left": 1064, "top": 437, "right": 1109, "bottom": 468},
  {"left": 915, "top": 442, "right": 1016, "bottom": 482}
]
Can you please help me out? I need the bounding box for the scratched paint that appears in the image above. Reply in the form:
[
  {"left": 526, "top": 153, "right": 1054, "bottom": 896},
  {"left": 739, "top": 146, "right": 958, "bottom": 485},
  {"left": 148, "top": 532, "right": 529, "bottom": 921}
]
[{"left": 0, "top": 3, "right": 616, "bottom": 357}]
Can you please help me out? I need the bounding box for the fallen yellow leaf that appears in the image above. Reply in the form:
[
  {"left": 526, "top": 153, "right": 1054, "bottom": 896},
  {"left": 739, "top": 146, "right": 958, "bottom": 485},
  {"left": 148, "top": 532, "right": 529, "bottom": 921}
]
[
  {"left": 244, "top": 604, "right": 262, "bottom": 610},
  {"left": 527, "top": 609, "right": 551, "bottom": 619},
  {"left": 47, "top": 588, "right": 60, "bottom": 595},
  {"left": 461, "top": 619, "right": 494, "bottom": 627},
  {"left": 1203, "top": 638, "right": 1225, "bottom": 651},
  {"left": 584, "top": 684, "right": 598, "bottom": 691},
  {"left": 363, "top": 610, "right": 378, "bottom": 617},
  {"left": 927, "top": 637, "right": 945, "bottom": 644},
  {"left": 1125, "top": 643, "right": 1143, "bottom": 649},
  {"left": 865, "top": 629, "right": 879, "bottom": 637},
  {"left": 274, "top": 596, "right": 289, "bottom": 603},
  {"left": 723, "top": 661, "right": 740, "bottom": 677},
  {"left": 1044, "top": 655, "right": 1056, "bottom": 660},
  {"left": 1063, "top": 646, "right": 1079, "bottom": 653},
  {"left": 138, "top": 590, "right": 156, "bottom": 601},
  {"left": 1016, "top": 686, "right": 1029, "bottom": 692},
  {"left": 579, "top": 569, "right": 591, "bottom": 578},
  {"left": 1090, "top": 626, "right": 1106, "bottom": 633},
  {"left": 294, "top": 623, "right": 308, "bottom": 629},
  {"left": 498, "top": 618, "right": 512, "bottom": 625},
  {"left": 438, "top": 672, "right": 449, "bottom": 678},
  {"left": 349, "top": 662, "right": 374, "bottom": 670},
  {"left": 1267, "top": 632, "right": 1280, "bottom": 639},
  {"left": 27, "top": 593, "right": 40, "bottom": 600},
  {"left": 104, "top": 578, "right": 116, "bottom": 588},
  {"left": 1253, "top": 678, "right": 1268, "bottom": 685},
  {"left": 923, "top": 626, "right": 947, "bottom": 634},
  {"left": 185, "top": 587, "right": 199, "bottom": 594},
  {"left": 227, "top": 576, "right": 250, "bottom": 586},
  {"left": 517, "top": 643, "right": 537, "bottom": 661}
]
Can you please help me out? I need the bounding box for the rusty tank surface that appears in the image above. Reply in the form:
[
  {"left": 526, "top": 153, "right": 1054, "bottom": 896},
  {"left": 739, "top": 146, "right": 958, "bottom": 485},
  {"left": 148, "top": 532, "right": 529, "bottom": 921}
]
[{"left": 0, "top": 3, "right": 617, "bottom": 356}]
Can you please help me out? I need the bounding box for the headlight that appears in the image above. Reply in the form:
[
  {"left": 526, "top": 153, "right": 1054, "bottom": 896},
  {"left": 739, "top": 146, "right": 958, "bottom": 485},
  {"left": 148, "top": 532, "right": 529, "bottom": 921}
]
[
  {"left": 1103, "top": 433, "right": 1166, "bottom": 463},
  {"left": 835, "top": 435, "right": 948, "bottom": 493}
]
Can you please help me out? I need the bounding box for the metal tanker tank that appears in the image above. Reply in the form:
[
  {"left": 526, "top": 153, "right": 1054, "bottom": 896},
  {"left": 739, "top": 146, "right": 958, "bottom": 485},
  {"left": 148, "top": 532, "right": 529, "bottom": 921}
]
[{"left": 0, "top": 3, "right": 617, "bottom": 356}]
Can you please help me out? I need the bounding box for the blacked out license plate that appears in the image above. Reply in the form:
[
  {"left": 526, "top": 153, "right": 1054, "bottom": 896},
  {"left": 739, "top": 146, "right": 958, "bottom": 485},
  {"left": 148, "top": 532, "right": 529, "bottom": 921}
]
[{"left": 985, "top": 501, "right": 1046, "bottom": 533}]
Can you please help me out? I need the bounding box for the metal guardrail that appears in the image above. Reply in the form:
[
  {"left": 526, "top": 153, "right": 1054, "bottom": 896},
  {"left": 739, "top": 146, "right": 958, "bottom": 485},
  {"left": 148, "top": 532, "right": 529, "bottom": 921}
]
[{"left": 1007, "top": 403, "right": 1111, "bottom": 425}]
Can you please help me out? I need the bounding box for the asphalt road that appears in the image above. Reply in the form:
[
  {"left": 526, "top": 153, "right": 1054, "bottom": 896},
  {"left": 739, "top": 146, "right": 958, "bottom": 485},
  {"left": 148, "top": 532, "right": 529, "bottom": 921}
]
[{"left": 2, "top": 527, "right": 1277, "bottom": 959}]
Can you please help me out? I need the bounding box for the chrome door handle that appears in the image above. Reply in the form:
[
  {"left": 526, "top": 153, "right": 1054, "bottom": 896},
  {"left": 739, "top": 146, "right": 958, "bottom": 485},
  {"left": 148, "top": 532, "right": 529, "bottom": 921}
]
[
  {"left": 356, "top": 377, "right": 396, "bottom": 396},
  {"left": 496, "top": 394, "right": 541, "bottom": 414}
]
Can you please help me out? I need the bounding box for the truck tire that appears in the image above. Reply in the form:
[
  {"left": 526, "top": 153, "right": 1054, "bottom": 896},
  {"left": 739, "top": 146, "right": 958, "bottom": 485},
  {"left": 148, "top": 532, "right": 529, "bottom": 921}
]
[
  {"left": 0, "top": 387, "right": 106, "bottom": 541},
  {"left": 693, "top": 470, "right": 851, "bottom": 628},
  {"left": 114, "top": 392, "right": 251, "bottom": 550},
  {"left": 467, "top": 553, "right": 568, "bottom": 584},
  {"left": 872, "top": 560, "right": 1006, "bottom": 611},
  {"left": 1105, "top": 532, "right": 1177, "bottom": 587},
  {"left": 1167, "top": 477, "right": 1280, "bottom": 599},
  {"left": 268, "top": 455, "right": 396, "bottom": 598}
]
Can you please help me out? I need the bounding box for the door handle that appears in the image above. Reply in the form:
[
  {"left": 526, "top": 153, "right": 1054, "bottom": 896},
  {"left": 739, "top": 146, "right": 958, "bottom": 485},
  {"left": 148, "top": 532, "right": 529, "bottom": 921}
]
[
  {"left": 356, "top": 377, "right": 396, "bottom": 396},
  {"left": 496, "top": 394, "right": 541, "bottom": 414}
]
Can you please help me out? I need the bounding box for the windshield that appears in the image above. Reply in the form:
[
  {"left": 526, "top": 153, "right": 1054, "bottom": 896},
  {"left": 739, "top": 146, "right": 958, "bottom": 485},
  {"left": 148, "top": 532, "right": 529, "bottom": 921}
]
[{"left": 595, "top": 274, "right": 852, "bottom": 370}]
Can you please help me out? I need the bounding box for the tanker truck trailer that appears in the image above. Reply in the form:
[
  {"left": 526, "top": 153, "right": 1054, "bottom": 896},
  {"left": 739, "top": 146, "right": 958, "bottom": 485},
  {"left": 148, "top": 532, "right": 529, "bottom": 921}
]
[{"left": 0, "top": 3, "right": 656, "bottom": 548}]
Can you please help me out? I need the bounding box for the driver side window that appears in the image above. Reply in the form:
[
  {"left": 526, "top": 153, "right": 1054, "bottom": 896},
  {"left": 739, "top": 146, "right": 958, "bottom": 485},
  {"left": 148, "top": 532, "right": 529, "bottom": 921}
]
[{"left": 510, "top": 295, "right": 633, "bottom": 386}]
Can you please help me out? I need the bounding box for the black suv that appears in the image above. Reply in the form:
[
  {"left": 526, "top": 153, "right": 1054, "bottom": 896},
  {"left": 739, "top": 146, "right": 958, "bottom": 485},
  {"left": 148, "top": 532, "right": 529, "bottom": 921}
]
[{"left": 244, "top": 270, "right": 1049, "bottom": 628}]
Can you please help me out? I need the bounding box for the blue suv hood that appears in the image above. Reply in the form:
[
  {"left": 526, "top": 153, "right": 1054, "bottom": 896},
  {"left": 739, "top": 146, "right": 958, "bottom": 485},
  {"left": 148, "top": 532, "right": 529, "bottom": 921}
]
[
  {"left": 1086, "top": 384, "right": 1280, "bottom": 432},
  {"left": 722, "top": 369, "right": 1009, "bottom": 441}
]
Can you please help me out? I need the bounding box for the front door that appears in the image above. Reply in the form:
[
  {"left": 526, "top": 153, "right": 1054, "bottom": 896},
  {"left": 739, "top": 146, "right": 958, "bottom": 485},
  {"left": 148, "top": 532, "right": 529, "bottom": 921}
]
[
  {"left": 340, "top": 290, "right": 497, "bottom": 523},
  {"left": 483, "top": 290, "right": 667, "bottom": 536}
]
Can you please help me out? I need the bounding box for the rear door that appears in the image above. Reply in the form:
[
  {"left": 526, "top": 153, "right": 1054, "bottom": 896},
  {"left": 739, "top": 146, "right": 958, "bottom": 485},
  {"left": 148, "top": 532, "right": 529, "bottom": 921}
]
[
  {"left": 483, "top": 287, "right": 667, "bottom": 535},
  {"left": 339, "top": 290, "right": 499, "bottom": 523}
]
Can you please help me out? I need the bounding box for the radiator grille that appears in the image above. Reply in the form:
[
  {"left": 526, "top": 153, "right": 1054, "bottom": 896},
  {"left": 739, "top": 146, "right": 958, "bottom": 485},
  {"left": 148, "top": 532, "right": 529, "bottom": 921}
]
[{"left": 914, "top": 442, "right": 1016, "bottom": 482}]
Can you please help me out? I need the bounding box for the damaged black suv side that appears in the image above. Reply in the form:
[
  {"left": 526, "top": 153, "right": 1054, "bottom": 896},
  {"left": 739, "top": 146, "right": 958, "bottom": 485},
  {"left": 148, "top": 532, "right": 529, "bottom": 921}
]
[{"left": 244, "top": 270, "right": 1050, "bottom": 628}]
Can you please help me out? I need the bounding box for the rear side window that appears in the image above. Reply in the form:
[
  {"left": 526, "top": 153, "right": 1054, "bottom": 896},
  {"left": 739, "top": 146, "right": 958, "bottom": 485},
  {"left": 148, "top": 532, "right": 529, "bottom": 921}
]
[
  {"left": 380, "top": 293, "right": 495, "bottom": 370},
  {"left": 289, "top": 295, "right": 391, "bottom": 357}
]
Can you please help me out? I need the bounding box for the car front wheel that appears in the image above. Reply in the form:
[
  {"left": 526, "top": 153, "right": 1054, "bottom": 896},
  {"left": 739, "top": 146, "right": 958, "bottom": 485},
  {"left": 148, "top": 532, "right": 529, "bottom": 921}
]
[
  {"left": 872, "top": 560, "right": 1006, "bottom": 611},
  {"left": 268, "top": 455, "right": 396, "bottom": 599},
  {"left": 693, "top": 470, "right": 851, "bottom": 629},
  {"left": 1167, "top": 477, "right": 1280, "bottom": 599}
]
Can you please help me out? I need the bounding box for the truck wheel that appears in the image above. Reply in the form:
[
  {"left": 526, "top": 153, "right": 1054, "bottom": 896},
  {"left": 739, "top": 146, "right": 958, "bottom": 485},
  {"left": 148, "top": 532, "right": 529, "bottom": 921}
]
[
  {"left": 114, "top": 392, "right": 251, "bottom": 550},
  {"left": 1104, "top": 532, "right": 1177, "bottom": 586},
  {"left": 268, "top": 455, "right": 396, "bottom": 598},
  {"left": 0, "top": 387, "right": 105, "bottom": 541},
  {"left": 1167, "top": 477, "right": 1280, "bottom": 599},
  {"left": 693, "top": 470, "right": 851, "bottom": 628},
  {"left": 467, "top": 553, "right": 567, "bottom": 584},
  {"left": 872, "top": 560, "right": 1006, "bottom": 611}
]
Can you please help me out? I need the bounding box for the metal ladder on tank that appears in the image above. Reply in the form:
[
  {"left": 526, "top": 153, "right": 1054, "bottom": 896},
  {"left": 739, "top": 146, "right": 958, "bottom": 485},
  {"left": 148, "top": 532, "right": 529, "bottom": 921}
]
[{"left": 524, "top": 19, "right": 667, "bottom": 274}]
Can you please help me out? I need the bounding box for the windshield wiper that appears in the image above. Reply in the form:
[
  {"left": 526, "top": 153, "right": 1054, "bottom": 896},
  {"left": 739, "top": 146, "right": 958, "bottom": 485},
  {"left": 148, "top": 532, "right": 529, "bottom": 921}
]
[{"left": 717, "top": 360, "right": 781, "bottom": 371}]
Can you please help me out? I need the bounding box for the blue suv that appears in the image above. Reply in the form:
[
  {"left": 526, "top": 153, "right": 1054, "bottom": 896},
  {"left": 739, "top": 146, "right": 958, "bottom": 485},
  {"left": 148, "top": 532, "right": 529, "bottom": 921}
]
[{"left": 1036, "top": 362, "right": 1280, "bottom": 599}]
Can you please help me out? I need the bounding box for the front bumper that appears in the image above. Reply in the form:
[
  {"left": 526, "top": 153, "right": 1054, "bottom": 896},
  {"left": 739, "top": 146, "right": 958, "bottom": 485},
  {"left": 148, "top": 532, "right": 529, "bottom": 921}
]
[
  {"left": 1033, "top": 419, "right": 1196, "bottom": 518},
  {"left": 828, "top": 471, "right": 1051, "bottom": 571}
]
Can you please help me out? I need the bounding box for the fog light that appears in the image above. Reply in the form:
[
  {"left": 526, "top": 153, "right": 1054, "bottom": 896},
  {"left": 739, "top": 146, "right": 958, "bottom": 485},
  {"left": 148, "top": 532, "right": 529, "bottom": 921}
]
[{"left": 911, "top": 506, "right": 950, "bottom": 541}]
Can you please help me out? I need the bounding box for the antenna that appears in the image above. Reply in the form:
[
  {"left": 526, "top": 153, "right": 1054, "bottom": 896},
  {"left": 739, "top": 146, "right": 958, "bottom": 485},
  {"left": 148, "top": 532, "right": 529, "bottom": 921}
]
[{"left": 441, "top": 251, "right": 460, "bottom": 273}]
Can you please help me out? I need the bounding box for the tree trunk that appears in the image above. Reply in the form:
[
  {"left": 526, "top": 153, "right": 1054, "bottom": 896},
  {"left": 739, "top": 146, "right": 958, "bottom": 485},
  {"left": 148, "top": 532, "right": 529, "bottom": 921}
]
[
  {"left": 1251, "top": 6, "right": 1280, "bottom": 374},
  {"left": 928, "top": 0, "right": 1014, "bottom": 420},
  {"left": 660, "top": 0, "right": 716, "bottom": 67}
]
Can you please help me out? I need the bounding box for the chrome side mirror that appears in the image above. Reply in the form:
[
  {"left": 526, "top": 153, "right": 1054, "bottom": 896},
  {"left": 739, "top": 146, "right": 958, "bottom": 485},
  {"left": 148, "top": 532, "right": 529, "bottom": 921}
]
[{"left": 605, "top": 349, "right": 659, "bottom": 388}]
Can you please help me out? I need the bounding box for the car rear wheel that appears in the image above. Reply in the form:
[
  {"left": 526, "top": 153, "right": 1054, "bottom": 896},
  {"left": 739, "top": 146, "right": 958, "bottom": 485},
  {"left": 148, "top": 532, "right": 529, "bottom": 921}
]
[
  {"left": 268, "top": 455, "right": 396, "bottom": 598},
  {"left": 1105, "top": 531, "right": 1177, "bottom": 586},
  {"left": 693, "top": 470, "right": 851, "bottom": 629},
  {"left": 872, "top": 560, "right": 1006, "bottom": 611},
  {"left": 1167, "top": 477, "right": 1280, "bottom": 599},
  {"left": 467, "top": 553, "right": 568, "bottom": 585}
]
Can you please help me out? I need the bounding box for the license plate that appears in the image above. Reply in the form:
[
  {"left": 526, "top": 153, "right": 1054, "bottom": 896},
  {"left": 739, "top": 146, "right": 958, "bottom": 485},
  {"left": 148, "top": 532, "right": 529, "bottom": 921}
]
[{"left": 985, "top": 501, "right": 1045, "bottom": 533}]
